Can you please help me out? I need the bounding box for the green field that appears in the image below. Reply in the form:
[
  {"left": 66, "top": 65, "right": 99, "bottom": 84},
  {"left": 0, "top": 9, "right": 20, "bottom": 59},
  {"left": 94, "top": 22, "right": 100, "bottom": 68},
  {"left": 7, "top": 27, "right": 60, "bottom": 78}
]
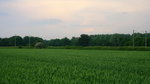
[{"left": 0, "top": 49, "right": 150, "bottom": 84}]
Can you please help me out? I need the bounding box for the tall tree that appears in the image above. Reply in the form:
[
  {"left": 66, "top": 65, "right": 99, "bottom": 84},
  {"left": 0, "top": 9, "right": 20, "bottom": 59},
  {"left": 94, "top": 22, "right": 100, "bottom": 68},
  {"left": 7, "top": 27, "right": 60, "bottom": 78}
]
[
  {"left": 23, "top": 36, "right": 30, "bottom": 46},
  {"left": 79, "top": 34, "right": 91, "bottom": 46},
  {"left": 71, "top": 37, "right": 79, "bottom": 46},
  {"left": 61, "top": 37, "right": 71, "bottom": 46}
]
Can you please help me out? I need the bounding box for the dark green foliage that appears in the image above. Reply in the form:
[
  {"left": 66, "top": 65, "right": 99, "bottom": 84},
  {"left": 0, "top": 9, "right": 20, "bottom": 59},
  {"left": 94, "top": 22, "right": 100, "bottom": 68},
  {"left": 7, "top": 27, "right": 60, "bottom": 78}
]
[
  {"left": 0, "top": 38, "right": 9, "bottom": 46},
  {"left": 23, "top": 36, "right": 43, "bottom": 46},
  {"left": 15, "top": 36, "right": 23, "bottom": 46},
  {"left": 0, "top": 36, "right": 43, "bottom": 47},
  {"left": 133, "top": 33, "right": 145, "bottom": 46},
  {"left": 0, "top": 49, "right": 150, "bottom": 83},
  {"left": 30, "top": 37, "right": 43, "bottom": 46},
  {"left": 61, "top": 37, "right": 71, "bottom": 46},
  {"left": 79, "top": 34, "right": 91, "bottom": 46},
  {"left": 89, "top": 34, "right": 131, "bottom": 46},
  {"left": 0, "top": 33, "right": 150, "bottom": 47},
  {"left": 35, "top": 42, "right": 47, "bottom": 49},
  {"left": 49, "top": 37, "right": 71, "bottom": 46},
  {"left": 22, "top": 36, "right": 30, "bottom": 46},
  {"left": 49, "top": 39, "right": 62, "bottom": 46},
  {"left": 71, "top": 37, "right": 79, "bottom": 46},
  {"left": 18, "top": 46, "right": 23, "bottom": 49}
]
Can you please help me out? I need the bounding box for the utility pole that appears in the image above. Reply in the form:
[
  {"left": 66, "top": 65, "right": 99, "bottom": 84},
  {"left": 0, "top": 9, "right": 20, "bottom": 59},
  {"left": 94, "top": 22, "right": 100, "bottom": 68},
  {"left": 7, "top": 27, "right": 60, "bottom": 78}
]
[
  {"left": 15, "top": 35, "right": 16, "bottom": 47},
  {"left": 29, "top": 36, "right": 31, "bottom": 48},
  {"left": 133, "top": 30, "right": 135, "bottom": 48},
  {"left": 145, "top": 31, "right": 147, "bottom": 48}
]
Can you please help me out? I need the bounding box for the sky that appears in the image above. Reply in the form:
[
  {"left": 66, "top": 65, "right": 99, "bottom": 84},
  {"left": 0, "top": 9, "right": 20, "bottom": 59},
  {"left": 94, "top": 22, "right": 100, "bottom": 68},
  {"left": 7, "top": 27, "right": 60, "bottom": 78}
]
[{"left": 0, "top": 0, "right": 150, "bottom": 39}]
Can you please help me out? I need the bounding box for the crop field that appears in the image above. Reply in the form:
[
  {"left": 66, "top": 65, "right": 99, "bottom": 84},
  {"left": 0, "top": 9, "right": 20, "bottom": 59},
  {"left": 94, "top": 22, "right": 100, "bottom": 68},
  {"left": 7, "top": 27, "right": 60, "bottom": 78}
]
[{"left": 0, "top": 49, "right": 150, "bottom": 84}]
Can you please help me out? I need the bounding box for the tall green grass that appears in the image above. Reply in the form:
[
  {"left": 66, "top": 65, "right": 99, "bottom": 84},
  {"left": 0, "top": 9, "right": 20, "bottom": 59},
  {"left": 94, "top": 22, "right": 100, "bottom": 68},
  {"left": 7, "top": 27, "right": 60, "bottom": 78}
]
[
  {"left": 0, "top": 46, "right": 150, "bottom": 51},
  {"left": 47, "top": 46, "right": 150, "bottom": 51},
  {"left": 0, "top": 49, "right": 150, "bottom": 84}
]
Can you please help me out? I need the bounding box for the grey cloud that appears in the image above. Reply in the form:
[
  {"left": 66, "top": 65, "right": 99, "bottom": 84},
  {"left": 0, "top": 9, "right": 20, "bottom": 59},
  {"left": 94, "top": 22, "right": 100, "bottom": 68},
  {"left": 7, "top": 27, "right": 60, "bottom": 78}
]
[
  {"left": 0, "top": 0, "right": 150, "bottom": 39},
  {"left": 33, "top": 19, "right": 63, "bottom": 25},
  {"left": 0, "top": 12, "right": 10, "bottom": 16}
]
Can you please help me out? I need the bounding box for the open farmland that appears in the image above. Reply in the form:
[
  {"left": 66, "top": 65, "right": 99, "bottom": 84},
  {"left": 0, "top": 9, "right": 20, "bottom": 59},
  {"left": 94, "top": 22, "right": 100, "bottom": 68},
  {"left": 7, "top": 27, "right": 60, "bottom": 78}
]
[{"left": 0, "top": 49, "right": 150, "bottom": 84}]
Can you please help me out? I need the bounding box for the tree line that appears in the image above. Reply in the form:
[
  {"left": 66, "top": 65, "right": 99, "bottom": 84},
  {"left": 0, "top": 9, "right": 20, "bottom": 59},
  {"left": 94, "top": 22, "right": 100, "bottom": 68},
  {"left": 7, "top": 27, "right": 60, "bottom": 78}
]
[
  {"left": 0, "top": 36, "right": 43, "bottom": 46},
  {"left": 0, "top": 33, "right": 150, "bottom": 47}
]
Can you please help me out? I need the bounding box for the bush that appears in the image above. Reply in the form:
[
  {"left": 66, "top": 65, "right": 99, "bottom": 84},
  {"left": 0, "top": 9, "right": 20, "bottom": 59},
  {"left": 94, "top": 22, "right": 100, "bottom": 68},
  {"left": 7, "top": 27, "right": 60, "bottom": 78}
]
[
  {"left": 35, "top": 42, "right": 47, "bottom": 49},
  {"left": 18, "top": 46, "right": 23, "bottom": 49}
]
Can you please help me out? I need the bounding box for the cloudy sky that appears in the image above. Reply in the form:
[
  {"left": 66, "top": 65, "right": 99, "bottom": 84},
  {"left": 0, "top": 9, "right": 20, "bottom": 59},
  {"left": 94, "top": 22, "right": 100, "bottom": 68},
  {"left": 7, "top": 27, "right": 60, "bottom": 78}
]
[{"left": 0, "top": 0, "right": 150, "bottom": 39}]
